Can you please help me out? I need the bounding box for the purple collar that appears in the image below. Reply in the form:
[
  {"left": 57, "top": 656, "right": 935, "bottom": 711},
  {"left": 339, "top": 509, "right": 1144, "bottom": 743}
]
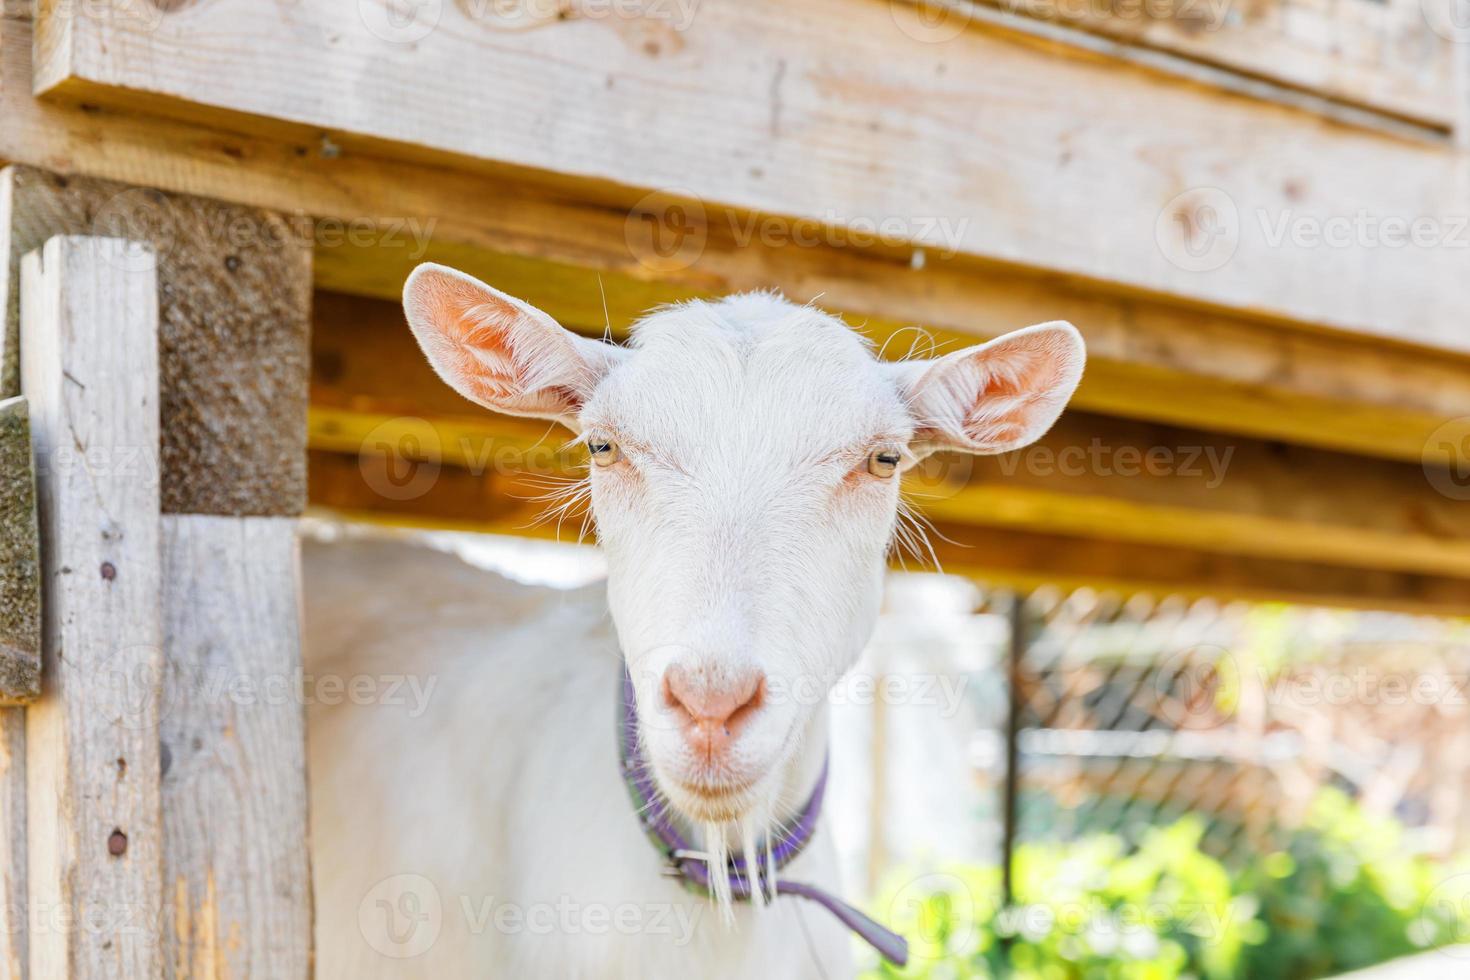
[{"left": 618, "top": 665, "right": 908, "bottom": 967}]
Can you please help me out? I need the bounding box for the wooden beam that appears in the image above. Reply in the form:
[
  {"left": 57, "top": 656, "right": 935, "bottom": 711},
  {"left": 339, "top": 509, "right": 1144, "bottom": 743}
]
[
  {"left": 29, "top": 0, "right": 1470, "bottom": 356},
  {"left": 925, "top": 415, "right": 1470, "bottom": 579},
  {"left": 308, "top": 291, "right": 1470, "bottom": 578},
  {"left": 305, "top": 451, "right": 1470, "bottom": 615},
  {"left": 951, "top": 0, "right": 1456, "bottom": 130},
  {"left": 314, "top": 263, "right": 1470, "bottom": 468},
  {"left": 927, "top": 522, "right": 1470, "bottom": 615},
  {"left": 306, "top": 404, "right": 1470, "bottom": 578},
  {"left": 22, "top": 235, "right": 165, "bottom": 979},
  {"left": 1, "top": 12, "right": 1466, "bottom": 462}
]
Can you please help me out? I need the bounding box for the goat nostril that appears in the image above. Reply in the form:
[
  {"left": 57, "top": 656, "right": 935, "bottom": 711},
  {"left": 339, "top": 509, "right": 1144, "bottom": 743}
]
[
  {"left": 662, "top": 666, "right": 766, "bottom": 752},
  {"left": 725, "top": 675, "right": 765, "bottom": 734},
  {"left": 661, "top": 672, "right": 681, "bottom": 712},
  {"left": 662, "top": 665, "right": 697, "bottom": 722}
]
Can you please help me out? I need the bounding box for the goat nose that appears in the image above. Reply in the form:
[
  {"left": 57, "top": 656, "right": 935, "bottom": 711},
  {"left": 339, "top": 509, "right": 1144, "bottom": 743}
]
[{"left": 662, "top": 665, "right": 766, "bottom": 762}]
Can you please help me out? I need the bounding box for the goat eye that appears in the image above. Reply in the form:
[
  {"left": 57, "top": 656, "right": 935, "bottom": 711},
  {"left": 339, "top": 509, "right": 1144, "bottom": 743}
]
[
  {"left": 588, "top": 435, "right": 622, "bottom": 467},
  {"left": 867, "top": 448, "right": 901, "bottom": 478}
]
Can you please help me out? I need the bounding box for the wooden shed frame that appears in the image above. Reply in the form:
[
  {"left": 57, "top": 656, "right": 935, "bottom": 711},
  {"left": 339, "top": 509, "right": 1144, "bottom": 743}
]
[{"left": 0, "top": 0, "right": 1468, "bottom": 975}]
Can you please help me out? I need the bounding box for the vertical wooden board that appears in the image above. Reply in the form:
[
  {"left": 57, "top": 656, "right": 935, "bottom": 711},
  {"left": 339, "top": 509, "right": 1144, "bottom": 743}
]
[
  {"left": 0, "top": 396, "right": 40, "bottom": 702},
  {"left": 0, "top": 165, "right": 311, "bottom": 516},
  {"left": 0, "top": 157, "right": 26, "bottom": 980},
  {"left": 160, "top": 515, "right": 311, "bottom": 980},
  {"left": 0, "top": 172, "right": 14, "bottom": 400},
  {"left": 1457, "top": 0, "right": 1470, "bottom": 150},
  {"left": 0, "top": 709, "right": 23, "bottom": 980},
  {"left": 21, "top": 236, "right": 164, "bottom": 980}
]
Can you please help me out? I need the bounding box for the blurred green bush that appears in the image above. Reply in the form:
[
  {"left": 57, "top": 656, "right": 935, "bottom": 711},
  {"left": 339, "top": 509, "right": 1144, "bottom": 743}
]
[{"left": 868, "top": 790, "right": 1470, "bottom": 980}]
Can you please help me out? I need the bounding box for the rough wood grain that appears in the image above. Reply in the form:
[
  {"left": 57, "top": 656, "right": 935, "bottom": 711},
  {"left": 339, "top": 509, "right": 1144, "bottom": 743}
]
[
  {"left": 1, "top": 12, "right": 1467, "bottom": 462},
  {"left": 28, "top": 0, "right": 1470, "bottom": 355},
  {"left": 0, "top": 396, "right": 40, "bottom": 702},
  {"left": 1457, "top": 0, "right": 1470, "bottom": 151},
  {"left": 306, "top": 450, "right": 1470, "bottom": 614},
  {"left": 160, "top": 515, "right": 310, "bottom": 980},
  {"left": 0, "top": 708, "right": 24, "bottom": 980},
  {"left": 21, "top": 235, "right": 165, "bottom": 980},
  {"left": 0, "top": 165, "right": 310, "bottom": 516},
  {"left": 0, "top": 172, "right": 14, "bottom": 399},
  {"left": 307, "top": 398, "right": 1470, "bottom": 578},
  {"left": 308, "top": 291, "right": 1470, "bottom": 578},
  {"left": 958, "top": 0, "right": 1456, "bottom": 129},
  {"left": 0, "top": 157, "right": 26, "bottom": 980}
]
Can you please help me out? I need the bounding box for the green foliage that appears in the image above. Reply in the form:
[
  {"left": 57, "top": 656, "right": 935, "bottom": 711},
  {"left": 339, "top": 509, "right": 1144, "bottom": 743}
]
[
  {"left": 867, "top": 792, "right": 1469, "bottom": 980},
  {"left": 1235, "top": 789, "right": 1468, "bottom": 979}
]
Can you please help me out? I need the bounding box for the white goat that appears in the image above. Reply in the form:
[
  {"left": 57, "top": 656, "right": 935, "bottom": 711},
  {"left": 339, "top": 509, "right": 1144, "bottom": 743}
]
[{"left": 304, "top": 265, "right": 1085, "bottom": 979}]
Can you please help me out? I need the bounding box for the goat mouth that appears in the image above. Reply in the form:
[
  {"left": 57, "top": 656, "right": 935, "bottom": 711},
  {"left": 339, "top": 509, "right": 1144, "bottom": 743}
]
[
  {"left": 672, "top": 775, "right": 759, "bottom": 798},
  {"left": 664, "top": 775, "right": 764, "bottom": 822}
]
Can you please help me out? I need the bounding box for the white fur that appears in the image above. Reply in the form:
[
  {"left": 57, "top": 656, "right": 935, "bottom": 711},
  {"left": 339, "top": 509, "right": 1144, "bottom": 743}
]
[{"left": 305, "top": 271, "right": 1085, "bottom": 978}]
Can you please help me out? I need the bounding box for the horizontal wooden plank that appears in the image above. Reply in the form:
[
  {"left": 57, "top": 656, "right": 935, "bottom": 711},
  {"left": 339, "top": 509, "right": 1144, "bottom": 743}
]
[
  {"left": 956, "top": 0, "right": 1456, "bottom": 129},
  {"left": 305, "top": 451, "right": 1470, "bottom": 614},
  {"left": 306, "top": 281, "right": 1470, "bottom": 579},
  {"left": 306, "top": 400, "right": 1470, "bottom": 578},
  {"left": 30, "top": 0, "right": 1470, "bottom": 356},
  {"left": 2, "top": 11, "right": 1466, "bottom": 462},
  {"left": 309, "top": 290, "right": 1470, "bottom": 581}
]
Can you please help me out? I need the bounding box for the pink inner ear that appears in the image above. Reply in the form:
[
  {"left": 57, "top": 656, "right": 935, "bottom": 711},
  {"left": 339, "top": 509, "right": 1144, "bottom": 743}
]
[
  {"left": 448, "top": 302, "right": 526, "bottom": 405},
  {"left": 937, "top": 329, "right": 1078, "bottom": 452},
  {"left": 409, "top": 269, "right": 583, "bottom": 418}
]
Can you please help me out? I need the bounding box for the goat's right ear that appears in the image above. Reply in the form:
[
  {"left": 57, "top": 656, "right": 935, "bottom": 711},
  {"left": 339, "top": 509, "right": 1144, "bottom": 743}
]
[
  {"left": 889, "top": 321, "right": 1085, "bottom": 459},
  {"left": 403, "top": 263, "right": 625, "bottom": 428}
]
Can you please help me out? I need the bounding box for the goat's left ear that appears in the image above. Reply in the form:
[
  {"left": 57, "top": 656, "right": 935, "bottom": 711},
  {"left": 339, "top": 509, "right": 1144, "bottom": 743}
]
[
  {"left": 890, "top": 322, "right": 1085, "bottom": 458},
  {"left": 402, "top": 262, "right": 626, "bottom": 429}
]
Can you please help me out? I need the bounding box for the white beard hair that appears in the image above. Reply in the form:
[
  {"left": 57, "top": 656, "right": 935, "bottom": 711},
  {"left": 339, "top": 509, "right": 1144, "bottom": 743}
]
[
  {"left": 742, "top": 818, "right": 765, "bottom": 910},
  {"left": 703, "top": 821, "right": 735, "bottom": 925}
]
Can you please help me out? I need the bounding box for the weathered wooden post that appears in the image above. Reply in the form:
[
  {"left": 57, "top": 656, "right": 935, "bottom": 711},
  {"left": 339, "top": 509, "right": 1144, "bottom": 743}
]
[
  {"left": 2, "top": 166, "right": 314, "bottom": 978},
  {"left": 0, "top": 391, "right": 40, "bottom": 980},
  {"left": 22, "top": 235, "right": 166, "bottom": 978}
]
